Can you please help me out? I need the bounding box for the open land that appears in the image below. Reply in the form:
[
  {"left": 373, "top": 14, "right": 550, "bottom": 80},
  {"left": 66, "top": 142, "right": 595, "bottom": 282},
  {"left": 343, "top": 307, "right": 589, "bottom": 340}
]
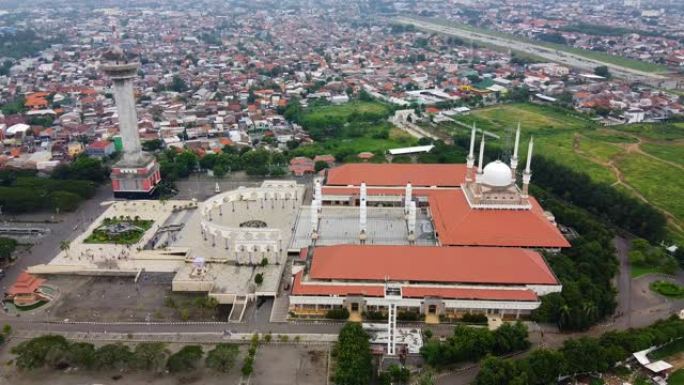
[
  {"left": 291, "top": 101, "right": 417, "bottom": 161},
  {"left": 427, "top": 103, "right": 684, "bottom": 242}
]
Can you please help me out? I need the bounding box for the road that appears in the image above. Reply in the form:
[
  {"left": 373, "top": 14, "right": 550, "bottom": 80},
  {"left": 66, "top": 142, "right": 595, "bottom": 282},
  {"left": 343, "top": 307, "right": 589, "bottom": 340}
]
[
  {"left": 0, "top": 185, "right": 114, "bottom": 296},
  {"left": 395, "top": 16, "right": 669, "bottom": 83}
]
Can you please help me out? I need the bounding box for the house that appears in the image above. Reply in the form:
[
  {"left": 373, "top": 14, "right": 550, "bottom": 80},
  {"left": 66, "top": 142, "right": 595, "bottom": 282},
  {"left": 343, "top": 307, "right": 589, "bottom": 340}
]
[{"left": 86, "top": 140, "right": 116, "bottom": 158}]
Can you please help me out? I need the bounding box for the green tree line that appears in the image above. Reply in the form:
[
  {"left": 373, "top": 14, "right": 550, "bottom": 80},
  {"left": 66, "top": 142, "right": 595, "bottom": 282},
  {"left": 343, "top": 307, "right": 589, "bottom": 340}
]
[{"left": 475, "top": 316, "right": 684, "bottom": 385}]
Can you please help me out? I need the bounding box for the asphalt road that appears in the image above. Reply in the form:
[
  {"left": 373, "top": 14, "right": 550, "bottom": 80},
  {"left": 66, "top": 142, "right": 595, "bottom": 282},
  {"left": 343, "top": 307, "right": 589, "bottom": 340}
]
[{"left": 0, "top": 185, "right": 114, "bottom": 295}]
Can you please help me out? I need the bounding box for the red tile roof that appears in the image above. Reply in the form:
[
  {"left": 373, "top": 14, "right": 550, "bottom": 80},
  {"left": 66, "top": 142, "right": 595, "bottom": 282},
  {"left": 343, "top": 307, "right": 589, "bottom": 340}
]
[
  {"left": 308, "top": 245, "right": 558, "bottom": 285},
  {"left": 320, "top": 186, "right": 570, "bottom": 248},
  {"left": 7, "top": 271, "right": 46, "bottom": 296},
  {"left": 326, "top": 164, "right": 466, "bottom": 187},
  {"left": 292, "top": 272, "right": 539, "bottom": 301},
  {"left": 428, "top": 190, "right": 570, "bottom": 248}
]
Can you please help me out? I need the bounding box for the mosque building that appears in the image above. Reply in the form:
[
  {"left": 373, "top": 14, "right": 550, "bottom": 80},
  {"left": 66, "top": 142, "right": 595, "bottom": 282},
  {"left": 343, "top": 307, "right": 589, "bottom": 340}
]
[{"left": 289, "top": 125, "right": 569, "bottom": 322}]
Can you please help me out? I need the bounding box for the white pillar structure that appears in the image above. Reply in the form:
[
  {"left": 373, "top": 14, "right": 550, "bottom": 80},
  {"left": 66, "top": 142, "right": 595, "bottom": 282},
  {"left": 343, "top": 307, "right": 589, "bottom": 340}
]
[
  {"left": 314, "top": 180, "right": 322, "bottom": 202},
  {"left": 522, "top": 137, "right": 534, "bottom": 198},
  {"left": 360, "top": 182, "right": 367, "bottom": 202},
  {"left": 407, "top": 201, "right": 416, "bottom": 236},
  {"left": 511, "top": 123, "right": 520, "bottom": 177},
  {"left": 404, "top": 182, "right": 412, "bottom": 213},
  {"left": 105, "top": 65, "right": 142, "bottom": 163},
  {"left": 359, "top": 198, "right": 367, "bottom": 235},
  {"left": 466, "top": 123, "right": 476, "bottom": 182},
  {"left": 310, "top": 200, "right": 319, "bottom": 234},
  {"left": 387, "top": 302, "right": 397, "bottom": 356},
  {"left": 476, "top": 133, "right": 486, "bottom": 180}
]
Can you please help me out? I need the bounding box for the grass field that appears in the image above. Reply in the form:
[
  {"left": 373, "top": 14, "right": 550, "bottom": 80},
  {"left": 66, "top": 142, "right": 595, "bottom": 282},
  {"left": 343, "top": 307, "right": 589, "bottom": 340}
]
[
  {"left": 617, "top": 154, "right": 684, "bottom": 223},
  {"left": 408, "top": 17, "right": 669, "bottom": 74},
  {"left": 445, "top": 103, "right": 684, "bottom": 242},
  {"left": 641, "top": 143, "right": 684, "bottom": 167},
  {"left": 669, "top": 369, "right": 684, "bottom": 385},
  {"left": 294, "top": 101, "right": 417, "bottom": 161}
]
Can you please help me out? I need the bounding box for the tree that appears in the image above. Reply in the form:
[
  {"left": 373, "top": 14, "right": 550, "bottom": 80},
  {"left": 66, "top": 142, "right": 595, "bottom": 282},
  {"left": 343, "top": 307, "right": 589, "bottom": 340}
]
[
  {"left": 167, "top": 345, "right": 203, "bottom": 373},
  {"left": 12, "top": 335, "right": 70, "bottom": 370},
  {"left": 170, "top": 75, "right": 188, "bottom": 92},
  {"left": 314, "top": 160, "right": 329, "bottom": 172},
  {"left": 334, "top": 322, "right": 373, "bottom": 385},
  {"left": 475, "top": 356, "right": 516, "bottom": 385},
  {"left": 205, "top": 343, "right": 239, "bottom": 373},
  {"left": 254, "top": 273, "right": 263, "bottom": 285},
  {"left": 594, "top": 66, "right": 612, "bottom": 79},
  {"left": 66, "top": 342, "right": 96, "bottom": 369},
  {"left": 93, "top": 343, "right": 133, "bottom": 370},
  {"left": 522, "top": 349, "right": 566, "bottom": 384},
  {"left": 0, "top": 237, "right": 17, "bottom": 261},
  {"left": 132, "top": 342, "right": 169, "bottom": 373}
]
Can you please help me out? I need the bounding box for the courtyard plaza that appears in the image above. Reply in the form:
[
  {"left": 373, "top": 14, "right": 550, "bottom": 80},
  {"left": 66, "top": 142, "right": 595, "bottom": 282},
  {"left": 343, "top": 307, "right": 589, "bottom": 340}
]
[{"left": 28, "top": 181, "right": 305, "bottom": 314}]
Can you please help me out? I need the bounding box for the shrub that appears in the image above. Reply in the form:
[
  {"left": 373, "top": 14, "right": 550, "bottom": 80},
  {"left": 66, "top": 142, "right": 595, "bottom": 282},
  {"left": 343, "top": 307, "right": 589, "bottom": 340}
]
[
  {"left": 397, "top": 311, "right": 420, "bottom": 321},
  {"left": 167, "top": 345, "right": 203, "bottom": 373},
  {"left": 205, "top": 343, "right": 239, "bottom": 373},
  {"left": 461, "top": 313, "right": 488, "bottom": 324},
  {"left": 326, "top": 308, "right": 350, "bottom": 320},
  {"left": 254, "top": 273, "right": 263, "bottom": 285}
]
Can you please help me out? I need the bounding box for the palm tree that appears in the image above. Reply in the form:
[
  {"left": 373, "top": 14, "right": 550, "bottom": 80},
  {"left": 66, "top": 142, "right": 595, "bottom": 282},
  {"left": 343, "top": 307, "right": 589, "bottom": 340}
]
[{"left": 59, "top": 240, "right": 70, "bottom": 258}]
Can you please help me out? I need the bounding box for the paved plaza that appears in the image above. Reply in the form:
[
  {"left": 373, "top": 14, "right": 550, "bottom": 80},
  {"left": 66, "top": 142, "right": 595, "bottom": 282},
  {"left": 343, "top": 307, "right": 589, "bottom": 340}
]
[{"left": 290, "top": 206, "right": 436, "bottom": 250}]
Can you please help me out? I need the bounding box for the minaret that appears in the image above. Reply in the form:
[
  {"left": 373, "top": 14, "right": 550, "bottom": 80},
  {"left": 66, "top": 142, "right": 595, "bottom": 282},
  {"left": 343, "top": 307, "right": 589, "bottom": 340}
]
[
  {"left": 101, "top": 45, "right": 161, "bottom": 198},
  {"left": 522, "top": 137, "right": 534, "bottom": 198},
  {"left": 476, "top": 133, "right": 485, "bottom": 181},
  {"left": 510, "top": 123, "right": 521, "bottom": 181},
  {"left": 360, "top": 182, "right": 367, "bottom": 202},
  {"left": 465, "top": 124, "right": 476, "bottom": 182}
]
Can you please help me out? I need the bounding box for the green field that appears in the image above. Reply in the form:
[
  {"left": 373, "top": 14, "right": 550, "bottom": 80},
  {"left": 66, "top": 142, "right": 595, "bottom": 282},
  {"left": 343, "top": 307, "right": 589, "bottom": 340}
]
[
  {"left": 293, "top": 101, "right": 417, "bottom": 162},
  {"left": 441, "top": 103, "right": 684, "bottom": 241},
  {"left": 669, "top": 369, "right": 684, "bottom": 385},
  {"left": 641, "top": 143, "right": 684, "bottom": 167},
  {"left": 404, "top": 16, "right": 669, "bottom": 74}
]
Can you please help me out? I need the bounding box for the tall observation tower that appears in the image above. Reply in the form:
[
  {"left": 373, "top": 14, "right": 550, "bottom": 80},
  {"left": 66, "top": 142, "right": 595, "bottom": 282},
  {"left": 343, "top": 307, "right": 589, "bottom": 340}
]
[{"left": 100, "top": 46, "right": 161, "bottom": 198}]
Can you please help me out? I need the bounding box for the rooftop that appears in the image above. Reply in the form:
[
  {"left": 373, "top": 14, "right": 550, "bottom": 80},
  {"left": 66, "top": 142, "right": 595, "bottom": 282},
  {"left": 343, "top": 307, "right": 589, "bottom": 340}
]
[
  {"left": 308, "top": 244, "right": 558, "bottom": 285},
  {"left": 326, "top": 163, "right": 467, "bottom": 187}
]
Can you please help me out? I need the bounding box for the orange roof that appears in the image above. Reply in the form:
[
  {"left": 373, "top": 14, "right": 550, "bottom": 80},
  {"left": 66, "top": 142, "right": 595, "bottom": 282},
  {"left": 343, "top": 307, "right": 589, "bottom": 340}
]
[
  {"left": 7, "top": 271, "right": 45, "bottom": 296},
  {"left": 326, "top": 164, "right": 466, "bottom": 187},
  {"left": 292, "top": 272, "right": 539, "bottom": 301},
  {"left": 428, "top": 190, "right": 570, "bottom": 248},
  {"left": 320, "top": 186, "right": 569, "bottom": 248},
  {"left": 308, "top": 245, "right": 558, "bottom": 285}
]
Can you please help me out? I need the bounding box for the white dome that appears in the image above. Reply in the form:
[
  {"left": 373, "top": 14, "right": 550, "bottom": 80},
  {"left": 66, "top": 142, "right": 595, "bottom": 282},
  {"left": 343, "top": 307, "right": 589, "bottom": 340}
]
[{"left": 481, "top": 160, "right": 513, "bottom": 187}]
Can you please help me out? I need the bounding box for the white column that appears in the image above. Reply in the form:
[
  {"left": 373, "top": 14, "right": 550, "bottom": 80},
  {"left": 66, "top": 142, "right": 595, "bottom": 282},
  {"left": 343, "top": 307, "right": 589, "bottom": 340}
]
[
  {"left": 522, "top": 137, "right": 534, "bottom": 197},
  {"left": 111, "top": 77, "right": 142, "bottom": 161},
  {"left": 511, "top": 122, "right": 520, "bottom": 172},
  {"left": 387, "top": 302, "right": 397, "bottom": 356},
  {"left": 407, "top": 201, "right": 416, "bottom": 235},
  {"left": 310, "top": 201, "right": 319, "bottom": 233},
  {"left": 359, "top": 199, "right": 367, "bottom": 234},
  {"left": 404, "top": 183, "right": 412, "bottom": 212},
  {"left": 314, "top": 180, "right": 322, "bottom": 202},
  {"left": 359, "top": 182, "right": 367, "bottom": 202},
  {"left": 477, "top": 134, "right": 486, "bottom": 176}
]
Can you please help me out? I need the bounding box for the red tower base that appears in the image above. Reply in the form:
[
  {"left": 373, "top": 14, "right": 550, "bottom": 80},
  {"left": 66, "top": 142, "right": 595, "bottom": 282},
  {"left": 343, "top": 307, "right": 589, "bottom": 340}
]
[{"left": 111, "top": 157, "right": 161, "bottom": 199}]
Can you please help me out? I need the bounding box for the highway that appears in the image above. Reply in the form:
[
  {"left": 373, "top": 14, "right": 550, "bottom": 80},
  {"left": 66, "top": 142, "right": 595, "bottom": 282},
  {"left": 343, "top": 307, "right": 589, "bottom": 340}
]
[{"left": 395, "top": 16, "right": 669, "bottom": 83}]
